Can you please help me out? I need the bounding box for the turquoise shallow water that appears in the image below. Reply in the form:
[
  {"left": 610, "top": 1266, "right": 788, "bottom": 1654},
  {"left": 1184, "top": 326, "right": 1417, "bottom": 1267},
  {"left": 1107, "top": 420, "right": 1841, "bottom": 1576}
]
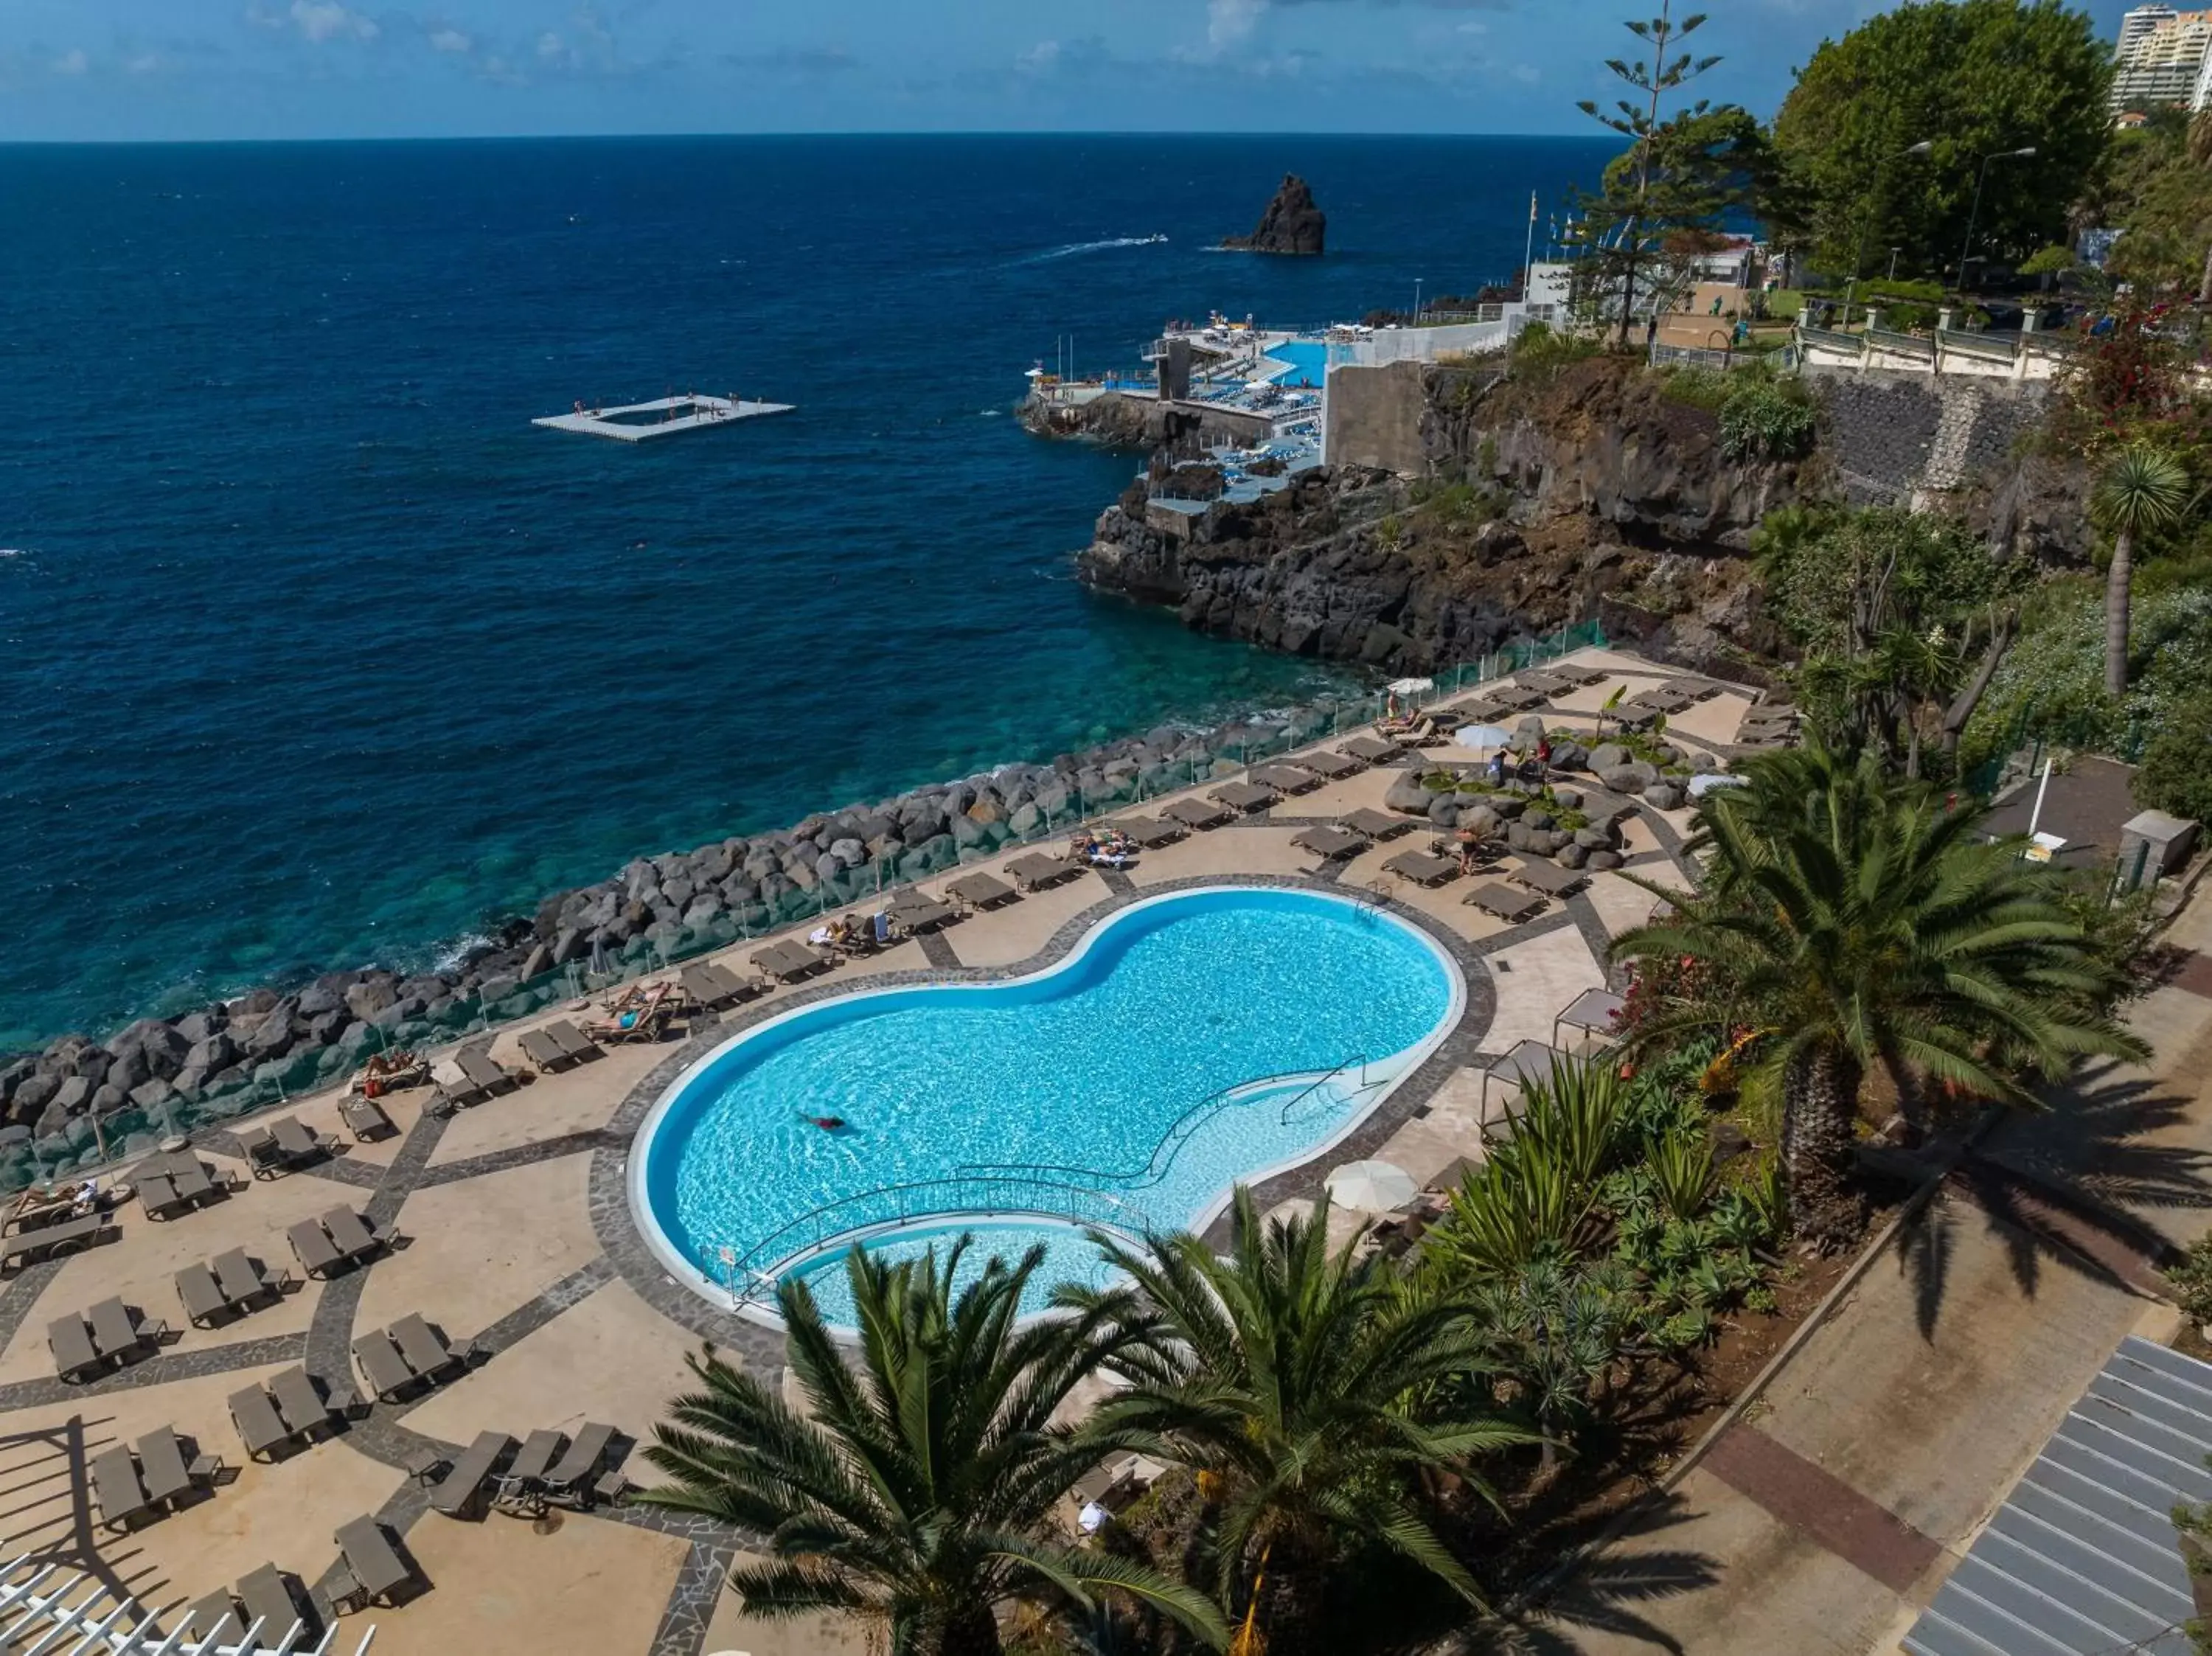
[
  {"left": 0, "top": 133, "right": 1610, "bottom": 1048},
  {"left": 636, "top": 886, "right": 1459, "bottom": 1316}
]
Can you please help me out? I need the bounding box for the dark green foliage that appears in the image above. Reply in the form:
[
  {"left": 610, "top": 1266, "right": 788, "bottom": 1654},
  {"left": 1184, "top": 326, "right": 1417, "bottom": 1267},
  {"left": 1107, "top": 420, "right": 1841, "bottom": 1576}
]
[
  {"left": 1717, "top": 379, "right": 1816, "bottom": 461},
  {"left": 1510, "top": 320, "right": 1601, "bottom": 381},
  {"left": 2134, "top": 685, "right": 2212, "bottom": 824},
  {"left": 1772, "top": 0, "right": 2112, "bottom": 280}
]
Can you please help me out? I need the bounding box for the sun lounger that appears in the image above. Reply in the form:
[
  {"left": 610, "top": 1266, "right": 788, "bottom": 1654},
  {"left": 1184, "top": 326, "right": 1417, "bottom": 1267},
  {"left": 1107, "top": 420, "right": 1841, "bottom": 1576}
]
[
  {"left": 429, "top": 1429, "right": 515, "bottom": 1520},
  {"left": 1480, "top": 1040, "right": 1574, "bottom": 1119},
  {"left": 1661, "top": 678, "right": 1719, "bottom": 700},
  {"left": 1249, "top": 765, "right": 1321, "bottom": 796},
  {"left": 752, "top": 941, "right": 827, "bottom": 984},
  {"left": 389, "top": 1311, "right": 469, "bottom": 1383},
  {"left": 1628, "top": 689, "right": 1694, "bottom": 716},
  {"left": 890, "top": 897, "right": 957, "bottom": 935},
  {"left": 91, "top": 1445, "right": 153, "bottom": 1532},
  {"left": 181, "top": 1592, "right": 237, "bottom": 1643},
  {"left": 212, "top": 1247, "right": 284, "bottom": 1311},
  {"left": 1006, "top": 851, "right": 1080, "bottom": 891},
  {"left": 1506, "top": 858, "right": 1587, "bottom": 897},
  {"left": 947, "top": 872, "right": 1018, "bottom": 911},
  {"left": 1554, "top": 662, "right": 1610, "bottom": 687},
  {"left": 1338, "top": 807, "right": 1410, "bottom": 841},
  {"left": 175, "top": 1262, "right": 228, "bottom": 1328},
  {"left": 1515, "top": 671, "right": 1573, "bottom": 696},
  {"left": 288, "top": 1217, "right": 344, "bottom": 1280},
  {"left": 352, "top": 1329, "right": 417, "bottom": 1403},
  {"left": 1338, "top": 735, "right": 1397, "bottom": 764},
  {"left": 1292, "top": 827, "right": 1368, "bottom": 863},
  {"left": 244, "top": 1116, "right": 327, "bottom": 1177},
  {"left": 543, "top": 1422, "right": 619, "bottom": 1508},
  {"left": 1210, "top": 781, "right": 1279, "bottom": 814},
  {"left": 89, "top": 1296, "right": 163, "bottom": 1363},
  {"left": 330, "top": 1514, "right": 412, "bottom": 1611},
  {"left": 321, "top": 1206, "right": 384, "bottom": 1265},
  {"left": 1382, "top": 850, "right": 1458, "bottom": 886},
  {"left": 455, "top": 1047, "right": 515, "bottom": 1096},
  {"left": 1, "top": 1210, "right": 113, "bottom": 1275},
  {"left": 229, "top": 1382, "right": 293, "bottom": 1461},
  {"left": 136, "top": 1424, "right": 217, "bottom": 1511},
  {"left": 1164, "top": 798, "right": 1233, "bottom": 832},
  {"left": 135, "top": 1170, "right": 190, "bottom": 1221},
  {"left": 1293, "top": 751, "right": 1363, "bottom": 780},
  {"left": 234, "top": 1566, "right": 306, "bottom": 1645},
  {"left": 545, "top": 1017, "right": 602, "bottom": 1062},
  {"left": 49, "top": 1315, "right": 103, "bottom": 1382},
  {"left": 1465, "top": 883, "right": 1548, "bottom": 924},
  {"left": 582, "top": 982, "right": 682, "bottom": 1044},
  {"left": 270, "top": 1365, "right": 336, "bottom": 1441},
  {"left": 1490, "top": 684, "right": 1547, "bottom": 712},
  {"left": 494, "top": 1428, "right": 567, "bottom": 1515},
  {"left": 1105, "top": 817, "right": 1184, "bottom": 849},
  {"left": 339, "top": 1093, "right": 393, "bottom": 1140},
  {"left": 170, "top": 1156, "right": 224, "bottom": 1207},
  {"left": 678, "top": 964, "right": 740, "bottom": 1012}
]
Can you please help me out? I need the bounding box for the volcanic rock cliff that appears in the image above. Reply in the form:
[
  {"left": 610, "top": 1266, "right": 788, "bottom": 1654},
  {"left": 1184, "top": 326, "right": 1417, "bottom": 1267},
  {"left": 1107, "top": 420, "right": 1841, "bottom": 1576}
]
[
  {"left": 1074, "top": 356, "right": 2087, "bottom": 678},
  {"left": 1222, "top": 174, "right": 1326, "bottom": 256}
]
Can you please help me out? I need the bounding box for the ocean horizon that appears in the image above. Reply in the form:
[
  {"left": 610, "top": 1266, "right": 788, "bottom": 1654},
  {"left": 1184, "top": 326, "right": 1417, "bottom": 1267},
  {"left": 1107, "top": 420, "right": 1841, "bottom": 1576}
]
[{"left": 0, "top": 131, "right": 1614, "bottom": 1048}]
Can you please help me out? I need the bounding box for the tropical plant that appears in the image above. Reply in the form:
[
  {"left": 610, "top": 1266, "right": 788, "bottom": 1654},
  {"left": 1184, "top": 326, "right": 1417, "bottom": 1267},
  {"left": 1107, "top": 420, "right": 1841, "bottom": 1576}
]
[
  {"left": 1428, "top": 1059, "right": 1631, "bottom": 1276},
  {"left": 1467, "top": 1252, "right": 1638, "bottom": 1484},
  {"left": 1059, "top": 1191, "right": 1532, "bottom": 1654},
  {"left": 1646, "top": 1129, "right": 1716, "bottom": 1222},
  {"left": 636, "top": 1240, "right": 1226, "bottom": 1656},
  {"left": 1613, "top": 742, "right": 2147, "bottom": 1248},
  {"left": 1717, "top": 379, "right": 1815, "bottom": 462},
  {"left": 2093, "top": 444, "right": 2196, "bottom": 697}
]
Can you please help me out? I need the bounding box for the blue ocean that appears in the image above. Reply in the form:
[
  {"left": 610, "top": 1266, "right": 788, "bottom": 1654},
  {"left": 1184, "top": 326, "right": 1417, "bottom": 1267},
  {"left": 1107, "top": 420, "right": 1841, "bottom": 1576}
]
[{"left": 0, "top": 133, "right": 1613, "bottom": 1047}]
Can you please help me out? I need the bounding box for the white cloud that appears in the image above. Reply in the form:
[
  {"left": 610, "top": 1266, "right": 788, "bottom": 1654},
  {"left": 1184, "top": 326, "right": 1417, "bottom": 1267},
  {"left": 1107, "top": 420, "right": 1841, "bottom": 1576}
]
[
  {"left": 428, "top": 27, "right": 471, "bottom": 52},
  {"left": 1510, "top": 60, "right": 1537, "bottom": 82},
  {"left": 290, "top": 1, "right": 379, "bottom": 43},
  {"left": 1017, "top": 39, "right": 1060, "bottom": 73},
  {"left": 53, "top": 47, "right": 88, "bottom": 74},
  {"left": 538, "top": 30, "right": 566, "bottom": 60},
  {"left": 1208, "top": 0, "right": 1268, "bottom": 49},
  {"left": 126, "top": 52, "right": 162, "bottom": 73}
]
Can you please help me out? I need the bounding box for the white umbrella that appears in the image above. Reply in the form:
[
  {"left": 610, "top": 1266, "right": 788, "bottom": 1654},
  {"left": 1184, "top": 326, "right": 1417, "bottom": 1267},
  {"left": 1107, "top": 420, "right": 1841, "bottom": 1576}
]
[
  {"left": 1453, "top": 723, "right": 1514, "bottom": 756},
  {"left": 1387, "top": 676, "right": 1435, "bottom": 696},
  {"left": 1687, "top": 772, "right": 1750, "bottom": 798},
  {"left": 1325, "top": 1159, "right": 1419, "bottom": 1213}
]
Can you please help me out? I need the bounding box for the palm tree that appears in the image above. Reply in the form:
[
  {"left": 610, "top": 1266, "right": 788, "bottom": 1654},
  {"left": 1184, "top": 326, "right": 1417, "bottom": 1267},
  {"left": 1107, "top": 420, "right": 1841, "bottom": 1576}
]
[
  {"left": 1613, "top": 744, "right": 2144, "bottom": 1248},
  {"left": 636, "top": 1239, "right": 1226, "bottom": 1656},
  {"left": 1059, "top": 1190, "right": 1533, "bottom": 1655},
  {"left": 2094, "top": 443, "right": 2194, "bottom": 697}
]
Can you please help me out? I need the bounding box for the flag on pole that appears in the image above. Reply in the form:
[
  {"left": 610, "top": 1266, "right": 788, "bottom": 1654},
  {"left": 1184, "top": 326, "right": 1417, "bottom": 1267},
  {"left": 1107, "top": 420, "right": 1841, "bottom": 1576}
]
[{"left": 1529, "top": 190, "right": 1539, "bottom": 223}]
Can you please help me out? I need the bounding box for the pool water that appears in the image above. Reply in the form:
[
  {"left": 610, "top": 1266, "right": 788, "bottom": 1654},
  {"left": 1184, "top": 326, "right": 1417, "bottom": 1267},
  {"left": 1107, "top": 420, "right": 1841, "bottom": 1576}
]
[
  {"left": 1261, "top": 339, "right": 1332, "bottom": 387},
  {"left": 631, "top": 886, "right": 1460, "bottom": 1318}
]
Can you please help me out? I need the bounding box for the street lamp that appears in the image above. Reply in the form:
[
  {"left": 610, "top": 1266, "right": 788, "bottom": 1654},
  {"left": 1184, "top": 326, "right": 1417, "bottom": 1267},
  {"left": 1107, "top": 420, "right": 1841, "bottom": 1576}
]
[
  {"left": 1844, "top": 140, "right": 1933, "bottom": 330},
  {"left": 1413, "top": 277, "right": 1424, "bottom": 325},
  {"left": 1888, "top": 246, "right": 1902, "bottom": 281},
  {"left": 1957, "top": 146, "right": 2037, "bottom": 296}
]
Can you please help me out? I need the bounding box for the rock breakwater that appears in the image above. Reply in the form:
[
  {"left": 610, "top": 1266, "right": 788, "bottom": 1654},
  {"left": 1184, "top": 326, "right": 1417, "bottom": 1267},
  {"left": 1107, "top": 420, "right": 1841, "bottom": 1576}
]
[{"left": 0, "top": 695, "right": 1369, "bottom": 1180}]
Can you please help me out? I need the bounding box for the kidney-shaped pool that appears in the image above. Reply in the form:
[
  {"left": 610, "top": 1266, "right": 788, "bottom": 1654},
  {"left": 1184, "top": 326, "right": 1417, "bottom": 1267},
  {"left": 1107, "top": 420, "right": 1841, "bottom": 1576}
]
[{"left": 629, "top": 885, "right": 1463, "bottom": 1322}]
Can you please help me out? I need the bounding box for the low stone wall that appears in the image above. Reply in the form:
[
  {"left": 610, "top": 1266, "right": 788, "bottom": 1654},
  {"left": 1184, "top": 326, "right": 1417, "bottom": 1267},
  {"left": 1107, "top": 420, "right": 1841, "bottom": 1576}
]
[{"left": 0, "top": 695, "right": 1382, "bottom": 1183}]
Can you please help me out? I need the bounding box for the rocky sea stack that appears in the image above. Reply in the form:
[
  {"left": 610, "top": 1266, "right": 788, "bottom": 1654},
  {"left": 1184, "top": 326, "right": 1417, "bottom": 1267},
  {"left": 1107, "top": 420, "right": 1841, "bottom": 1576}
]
[{"left": 1222, "top": 174, "right": 1325, "bottom": 256}]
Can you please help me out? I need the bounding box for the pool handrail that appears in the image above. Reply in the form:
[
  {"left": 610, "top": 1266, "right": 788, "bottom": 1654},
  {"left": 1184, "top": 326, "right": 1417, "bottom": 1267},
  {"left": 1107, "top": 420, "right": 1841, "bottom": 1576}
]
[
  {"left": 715, "top": 1172, "right": 1144, "bottom": 1298},
  {"left": 956, "top": 1054, "right": 1374, "bottom": 1191}
]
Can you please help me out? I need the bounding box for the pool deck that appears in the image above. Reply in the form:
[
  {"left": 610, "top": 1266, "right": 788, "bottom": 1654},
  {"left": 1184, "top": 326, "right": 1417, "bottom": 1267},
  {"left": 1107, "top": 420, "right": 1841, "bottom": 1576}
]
[
  {"left": 532, "top": 395, "right": 794, "bottom": 442},
  {"left": 0, "top": 647, "right": 1763, "bottom": 1655}
]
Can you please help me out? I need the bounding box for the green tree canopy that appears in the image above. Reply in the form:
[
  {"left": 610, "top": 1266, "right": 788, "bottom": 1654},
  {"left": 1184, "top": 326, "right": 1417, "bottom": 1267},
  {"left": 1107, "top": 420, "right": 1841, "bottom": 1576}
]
[{"left": 1772, "top": 0, "right": 2111, "bottom": 282}]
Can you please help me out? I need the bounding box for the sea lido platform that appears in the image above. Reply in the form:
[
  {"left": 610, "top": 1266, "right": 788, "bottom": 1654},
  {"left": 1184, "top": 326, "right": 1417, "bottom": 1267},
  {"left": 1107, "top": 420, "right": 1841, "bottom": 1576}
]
[
  {"left": 532, "top": 394, "right": 794, "bottom": 442},
  {"left": 0, "top": 647, "right": 1781, "bottom": 1655}
]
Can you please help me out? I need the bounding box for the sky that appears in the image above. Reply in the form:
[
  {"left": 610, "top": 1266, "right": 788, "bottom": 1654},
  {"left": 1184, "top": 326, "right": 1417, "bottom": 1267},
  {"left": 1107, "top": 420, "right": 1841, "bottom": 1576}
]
[{"left": 0, "top": 0, "right": 2141, "bottom": 143}]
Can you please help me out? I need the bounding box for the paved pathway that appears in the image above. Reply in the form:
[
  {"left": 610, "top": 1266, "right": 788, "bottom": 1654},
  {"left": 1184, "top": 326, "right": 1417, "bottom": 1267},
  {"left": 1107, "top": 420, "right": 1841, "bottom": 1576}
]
[{"left": 1548, "top": 886, "right": 2212, "bottom": 1655}]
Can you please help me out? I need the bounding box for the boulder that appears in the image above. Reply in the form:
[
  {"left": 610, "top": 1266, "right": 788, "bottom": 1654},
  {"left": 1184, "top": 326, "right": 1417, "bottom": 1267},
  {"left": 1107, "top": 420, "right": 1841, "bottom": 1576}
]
[
  {"left": 1551, "top": 741, "right": 1590, "bottom": 771},
  {"left": 517, "top": 943, "right": 553, "bottom": 981},
  {"left": 1514, "top": 714, "right": 1548, "bottom": 738},
  {"left": 1551, "top": 787, "right": 1583, "bottom": 810},
  {"left": 829, "top": 837, "right": 866, "bottom": 869},
  {"left": 1600, "top": 763, "right": 1658, "bottom": 795},
  {"left": 344, "top": 977, "right": 397, "bottom": 1021},
  {"left": 90, "top": 1083, "right": 128, "bottom": 1116},
  {"left": 1522, "top": 810, "right": 1555, "bottom": 832},
  {"left": 10, "top": 1074, "right": 59, "bottom": 1119},
  {"left": 1426, "top": 795, "right": 1458, "bottom": 828},
  {"left": 1555, "top": 841, "right": 1590, "bottom": 870},
  {"left": 128, "top": 1078, "right": 177, "bottom": 1113},
  {"left": 682, "top": 897, "right": 723, "bottom": 929},
  {"left": 307, "top": 1010, "right": 348, "bottom": 1047},
  {"left": 293, "top": 977, "right": 351, "bottom": 1020},
  {"left": 1587, "top": 849, "right": 1624, "bottom": 871},
  {"left": 1486, "top": 795, "right": 1526, "bottom": 821},
  {"left": 49, "top": 1076, "right": 91, "bottom": 1117},
  {"left": 245, "top": 1006, "right": 296, "bottom": 1060},
  {"left": 1691, "top": 750, "right": 1718, "bottom": 773},
  {"left": 1589, "top": 742, "right": 1631, "bottom": 773},
  {"left": 103, "top": 1047, "right": 151, "bottom": 1096},
  {"left": 1382, "top": 773, "right": 1433, "bottom": 815},
  {"left": 1645, "top": 782, "right": 1688, "bottom": 811},
  {"left": 1458, "top": 804, "right": 1503, "bottom": 838},
  {"left": 1222, "top": 173, "right": 1326, "bottom": 255},
  {"left": 1651, "top": 742, "right": 1682, "bottom": 767},
  {"left": 1573, "top": 827, "right": 1617, "bottom": 852}
]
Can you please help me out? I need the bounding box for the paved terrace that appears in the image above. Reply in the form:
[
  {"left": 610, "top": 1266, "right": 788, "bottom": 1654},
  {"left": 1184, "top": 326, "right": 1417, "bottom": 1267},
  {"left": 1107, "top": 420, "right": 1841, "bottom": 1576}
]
[{"left": 0, "top": 649, "right": 1767, "bottom": 1655}]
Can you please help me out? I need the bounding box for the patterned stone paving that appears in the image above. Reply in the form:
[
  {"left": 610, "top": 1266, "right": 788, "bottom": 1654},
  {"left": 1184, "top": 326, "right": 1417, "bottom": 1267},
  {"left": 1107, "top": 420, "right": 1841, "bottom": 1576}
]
[{"left": 0, "top": 648, "right": 1741, "bottom": 1655}]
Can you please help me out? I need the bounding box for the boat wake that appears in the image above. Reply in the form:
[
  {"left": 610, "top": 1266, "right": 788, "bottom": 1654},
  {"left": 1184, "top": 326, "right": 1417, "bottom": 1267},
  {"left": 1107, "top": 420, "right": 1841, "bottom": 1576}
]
[{"left": 1023, "top": 234, "right": 1167, "bottom": 263}]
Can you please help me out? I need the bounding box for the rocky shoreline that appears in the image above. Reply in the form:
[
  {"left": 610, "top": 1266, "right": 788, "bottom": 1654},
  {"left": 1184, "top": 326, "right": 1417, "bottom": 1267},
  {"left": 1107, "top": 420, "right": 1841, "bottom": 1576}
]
[{"left": 0, "top": 692, "right": 1378, "bottom": 1175}]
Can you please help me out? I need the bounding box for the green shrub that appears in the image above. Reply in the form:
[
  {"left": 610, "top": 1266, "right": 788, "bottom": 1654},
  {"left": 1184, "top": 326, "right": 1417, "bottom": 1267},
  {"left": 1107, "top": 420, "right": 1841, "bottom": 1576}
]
[
  {"left": 2133, "top": 686, "right": 2212, "bottom": 824},
  {"left": 1656, "top": 365, "right": 1733, "bottom": 411},
  {"left": 1719, "top": 379, "right": 1817, "bottom": 461},
  {"left": 2170, "top": 1234, "right": 2212, "bottom": 1327},
  {"left": 1512, "top": 320, "right": 1601, "bottom": 381}
]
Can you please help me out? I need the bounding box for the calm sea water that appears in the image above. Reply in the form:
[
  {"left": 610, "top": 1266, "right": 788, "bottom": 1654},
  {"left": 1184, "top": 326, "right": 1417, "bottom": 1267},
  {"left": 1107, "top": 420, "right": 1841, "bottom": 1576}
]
[{"left": 0, "top": 133, "right": 1612, "bottom": 1047}]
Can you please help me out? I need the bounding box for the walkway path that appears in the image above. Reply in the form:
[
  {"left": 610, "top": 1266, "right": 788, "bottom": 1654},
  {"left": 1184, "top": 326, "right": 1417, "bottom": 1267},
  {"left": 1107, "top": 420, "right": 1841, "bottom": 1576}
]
[{"left": 1553, "top": 891, "right": 2212, "bottom": 1655}]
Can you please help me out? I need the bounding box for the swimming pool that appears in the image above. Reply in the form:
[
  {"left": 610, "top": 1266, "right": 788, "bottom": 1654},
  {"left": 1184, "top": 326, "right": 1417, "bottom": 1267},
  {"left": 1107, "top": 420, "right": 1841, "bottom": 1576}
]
[
  {"left": 628, "top": 886, "right": 1461, "bottom": 1322},
  {"left": 1260, "top": 340, "right": 1331, "bottom": 386}
]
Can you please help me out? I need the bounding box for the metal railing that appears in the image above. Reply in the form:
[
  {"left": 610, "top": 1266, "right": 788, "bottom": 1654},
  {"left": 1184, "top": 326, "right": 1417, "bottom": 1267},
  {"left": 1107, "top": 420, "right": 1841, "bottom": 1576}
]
[
  {"left": 710, "top": 1175, "right": 1144, "bottom": 1301},
  {"left": 1277, "top": 1054, "right": 1375, "bottom": 1127}
]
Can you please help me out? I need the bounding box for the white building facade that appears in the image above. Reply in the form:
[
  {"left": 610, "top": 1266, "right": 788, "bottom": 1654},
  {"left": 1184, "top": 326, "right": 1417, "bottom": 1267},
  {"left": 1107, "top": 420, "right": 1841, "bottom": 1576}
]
[{"left": 2110, "top": 4, "right": 2212, "bottom": 114}]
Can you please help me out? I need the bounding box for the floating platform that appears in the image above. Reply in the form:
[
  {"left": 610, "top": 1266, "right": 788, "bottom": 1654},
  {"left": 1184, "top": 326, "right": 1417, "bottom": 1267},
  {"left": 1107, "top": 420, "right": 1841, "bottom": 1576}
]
[{"left": 532, "top": 394, "right": 794, "bottom": 443}]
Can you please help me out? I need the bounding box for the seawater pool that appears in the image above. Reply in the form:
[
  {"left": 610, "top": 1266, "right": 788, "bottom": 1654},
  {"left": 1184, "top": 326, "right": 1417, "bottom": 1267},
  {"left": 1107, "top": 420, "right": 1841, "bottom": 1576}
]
[{"left": 629, "top": 886, "right": 1461, "bottom": 1323}]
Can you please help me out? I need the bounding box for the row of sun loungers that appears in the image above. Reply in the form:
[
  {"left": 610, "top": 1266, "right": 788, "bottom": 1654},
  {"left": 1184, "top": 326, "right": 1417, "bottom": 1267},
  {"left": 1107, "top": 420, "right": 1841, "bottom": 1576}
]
[
  {"left": 0, "top": 1208, "right": 114, "bottom": 1275},
  {"left": 175, "top": 1245, "right": 289, "bottom": 1327},
  {"left": 134, "top": 1149, "right": 236, "bottom": 1220},
  {"left": 354, "top": 1311, "right": 473, "bottom": 1403},
  {"left": 242, "top": 1115, "right": 338, "bottom": 1178},
  {"left": 180, "top": 1562, "right": 310, "bottom": 1646},
  {"left": 518, "top": 1015, "right": 605, "bottom": 1071},
  {"left": 93, "top": 1424, "right": 223, "bottom": 1532},
  {"left": 426, "top": 1419, "right": 626, "bottom": 1522},
  {"left": 230, "top": 1364, "right": 343, "bottom": 1460},
  {"left": 288, "top": 1205, "right": 387, "bottom": 1280},
  {"left": 51, "top": 1295, "right": 168, "bottom": 1382}
]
